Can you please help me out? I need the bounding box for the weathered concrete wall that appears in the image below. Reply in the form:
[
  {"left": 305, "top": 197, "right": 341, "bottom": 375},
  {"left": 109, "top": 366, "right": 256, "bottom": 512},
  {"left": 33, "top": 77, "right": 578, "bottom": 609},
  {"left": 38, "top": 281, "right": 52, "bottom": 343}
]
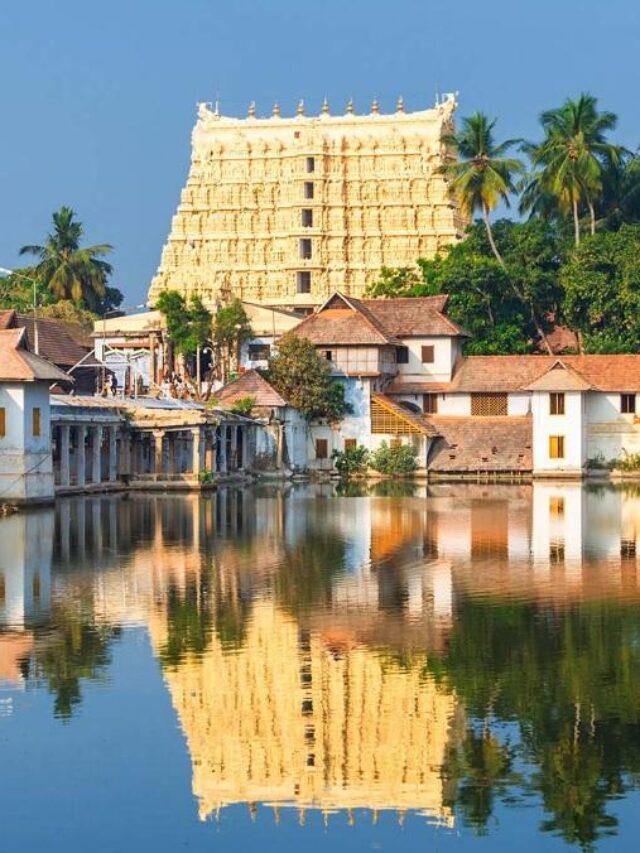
[{"left": 0, "top": 382, "right": 54, "bottom": 504}]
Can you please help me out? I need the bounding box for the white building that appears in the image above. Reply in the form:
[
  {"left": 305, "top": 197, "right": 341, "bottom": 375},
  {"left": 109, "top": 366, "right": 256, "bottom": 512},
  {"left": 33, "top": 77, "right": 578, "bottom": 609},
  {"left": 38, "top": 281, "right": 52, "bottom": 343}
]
[
  {"left": 286, "top": 292, "right": 640, "bottom": 476},
  {"left": 0, "top": 328, "right": 72, "bottom": 504}
]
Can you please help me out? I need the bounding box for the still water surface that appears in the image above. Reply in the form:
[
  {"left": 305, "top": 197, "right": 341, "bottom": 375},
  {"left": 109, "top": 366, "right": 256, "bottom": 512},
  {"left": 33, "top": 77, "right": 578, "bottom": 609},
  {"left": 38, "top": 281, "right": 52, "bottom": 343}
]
[{"left": 2, "top": 482, "right": 640, "bottom": 851}]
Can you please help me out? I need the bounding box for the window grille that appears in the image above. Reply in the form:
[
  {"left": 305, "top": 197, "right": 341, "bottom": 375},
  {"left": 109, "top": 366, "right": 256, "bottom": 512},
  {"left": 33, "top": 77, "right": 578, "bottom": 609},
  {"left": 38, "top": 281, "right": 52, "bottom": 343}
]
[{"left": 471, "top": 393, "right": 508, "bottom": 416}]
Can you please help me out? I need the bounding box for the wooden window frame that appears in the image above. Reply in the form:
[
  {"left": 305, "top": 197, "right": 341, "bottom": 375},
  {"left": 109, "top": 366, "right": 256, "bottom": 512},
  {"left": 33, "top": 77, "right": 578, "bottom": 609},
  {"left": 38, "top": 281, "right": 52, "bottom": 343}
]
[
  {"left": 32, "top": 407, "right": 41, "bottom": 438},
  {"left": 549, "top": 435, "right": 565, "bottom": 460},
  {"left": 315, "top": 438, "right": 328, "bottom": 460},
  {"left": 421, "top": 345, "right": 435, "bottom": 364},
  {"left": 550, "top": 392, "right": 565, "bottom": 416},
  {"left": 423, "top": 393, "right": 438, "bottom": 414},
  {"left": 471, "top": 393, "right": 508, "bottom": 417},
  {"left": 621, "top": 393, "right": 636, "bottom": 414},
  {"left": 344, "top": 438, "right": 357, "bottom": 452},
  {"left": 0, "top": 407, "right": 5, "bottom": 438}
]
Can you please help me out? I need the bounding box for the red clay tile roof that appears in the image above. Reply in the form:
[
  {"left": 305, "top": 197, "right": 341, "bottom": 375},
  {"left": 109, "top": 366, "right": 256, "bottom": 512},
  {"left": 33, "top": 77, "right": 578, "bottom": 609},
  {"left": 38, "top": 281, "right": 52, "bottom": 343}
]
[
  {"left": 446, "top": 355, "right": 640, "bottom": 393},
  {"left": 524, "top": 360, "right": 592, "bottom": 391},
  {"left": 428, "top": 416, "right": 532, "bottom": 472},
  {"left": 0, "top": 328, "right": 73, "bottom": 383},
  {"left": 217, "top": 369, "right": 288, "bottom": 408},
  {"left": 0, "top": 311, "right": 96, "bottom": 368},
  {"left": 290, "top": 292, "right": 468, "bottom": 345}
]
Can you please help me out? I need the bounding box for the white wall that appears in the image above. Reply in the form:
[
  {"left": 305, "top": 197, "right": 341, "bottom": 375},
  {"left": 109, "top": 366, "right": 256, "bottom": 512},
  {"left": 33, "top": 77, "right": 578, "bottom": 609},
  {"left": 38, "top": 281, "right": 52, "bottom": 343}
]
[
  {"left": 438, "top": 393, "right": 471, "bottom": 416},
  {"left": 531, "top": 391, "right": 585, "bottom": 473},
  {"left": 0, "top": 382, "right": 54, "bottom": 503},
  {"left": 586, "top": 392, "right": 640, "bottom": 464},
  {"left": 396, "top": 336, "right": 455, "bottom": 382}
]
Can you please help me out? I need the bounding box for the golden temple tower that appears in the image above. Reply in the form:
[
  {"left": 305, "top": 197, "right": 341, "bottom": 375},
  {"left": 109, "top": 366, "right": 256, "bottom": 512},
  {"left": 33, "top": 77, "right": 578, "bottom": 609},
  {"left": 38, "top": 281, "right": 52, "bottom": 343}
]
[{"left": 148, "top": 94, "right": 465, "bottom": 311}]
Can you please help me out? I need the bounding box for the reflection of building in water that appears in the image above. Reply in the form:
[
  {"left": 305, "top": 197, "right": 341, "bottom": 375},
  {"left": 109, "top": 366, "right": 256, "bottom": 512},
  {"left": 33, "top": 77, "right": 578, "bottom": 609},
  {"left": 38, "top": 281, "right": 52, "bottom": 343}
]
[
  {"left": 147, "top": 599, "right": 457, "bottom": 824},
  {"left": 0, "top": 511, "right": 52, "bottom": 630}
]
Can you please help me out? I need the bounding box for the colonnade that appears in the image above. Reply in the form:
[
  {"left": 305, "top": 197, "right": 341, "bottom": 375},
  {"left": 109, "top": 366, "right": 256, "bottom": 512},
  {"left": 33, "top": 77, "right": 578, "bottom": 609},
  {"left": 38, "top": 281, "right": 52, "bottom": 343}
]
[{"left": 52, "top": 420, "right": 254, "bottom": 489}]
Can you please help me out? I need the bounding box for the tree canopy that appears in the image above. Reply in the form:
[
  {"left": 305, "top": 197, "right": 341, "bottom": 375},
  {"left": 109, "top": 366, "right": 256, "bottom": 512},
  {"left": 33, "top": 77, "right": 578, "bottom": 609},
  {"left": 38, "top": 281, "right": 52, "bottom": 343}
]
[{"left": 267, "top": 332, "right": 351, "bottom": 421}]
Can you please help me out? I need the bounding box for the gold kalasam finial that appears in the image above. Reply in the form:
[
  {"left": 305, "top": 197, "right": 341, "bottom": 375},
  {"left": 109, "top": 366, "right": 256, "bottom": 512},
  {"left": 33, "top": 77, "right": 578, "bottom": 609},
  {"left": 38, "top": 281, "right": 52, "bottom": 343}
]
[
  {"left": 371, "top": 97, "right": 380, "bottom": 114},
  {"left": 346, "top": 98, "right": 355, "bottom": 115},
  {"left": 272, "top": 101, "right": 281, "bottom": 117},
  {"left": 296, "top": 99, "right": 305, "bottom": 116},
  {"left": 321, "top": 96, "right": 330, "bottom": 115},
  {"left": 247, "top": 101, "right": 256, "bottom": 118},
  {"left": 396, "top": 95, "right": 405, "bottom": 113}
]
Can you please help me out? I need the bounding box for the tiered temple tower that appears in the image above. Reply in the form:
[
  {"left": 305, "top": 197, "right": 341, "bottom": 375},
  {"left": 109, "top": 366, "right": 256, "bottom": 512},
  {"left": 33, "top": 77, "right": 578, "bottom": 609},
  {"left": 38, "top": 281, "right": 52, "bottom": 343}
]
[{"left": 148, "top": 94, "right": 465, "bottom": 311}]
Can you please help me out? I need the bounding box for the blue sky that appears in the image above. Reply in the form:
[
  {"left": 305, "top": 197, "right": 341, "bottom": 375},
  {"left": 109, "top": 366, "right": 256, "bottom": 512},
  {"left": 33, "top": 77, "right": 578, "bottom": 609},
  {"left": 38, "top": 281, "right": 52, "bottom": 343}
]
[{"left": 1, "top": 0, "right": 639, "bottom": 304}]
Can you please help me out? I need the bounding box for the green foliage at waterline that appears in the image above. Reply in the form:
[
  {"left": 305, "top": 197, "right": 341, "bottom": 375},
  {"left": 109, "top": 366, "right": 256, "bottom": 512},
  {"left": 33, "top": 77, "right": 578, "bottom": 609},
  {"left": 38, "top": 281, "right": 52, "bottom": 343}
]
[{"left": 369, "top": 441, "right": 418, "bottom": 474}]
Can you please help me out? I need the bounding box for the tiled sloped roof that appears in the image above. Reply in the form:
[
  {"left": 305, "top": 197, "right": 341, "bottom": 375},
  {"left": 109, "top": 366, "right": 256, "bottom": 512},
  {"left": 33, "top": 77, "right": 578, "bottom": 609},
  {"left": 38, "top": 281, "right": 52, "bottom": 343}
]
[
  {"left": 428, "top": 416, "right": 532, "bottom": 472},
  {"left": 0, "top": 328, "right": 73, "bottom": 383},
  {"left": 525, "top": 361, "right": 592, "bottom": 391},
  {"left": 217, "top": 369, "right": 288, "bottom": 408},
  {"left": 371, "top": 393, "right": 440, "bottom": 436},
  {"left": 0, "top": 311, "right": 96, "bottom": 367},
  {"left": 291, "top": 292, "right": 467, "bottom": 345},
  {"left": 447, "top": 355, "right": 640, "bottom": 393},
  {"left": 358, "top": 296, "right": 470, "bottom": 337}
]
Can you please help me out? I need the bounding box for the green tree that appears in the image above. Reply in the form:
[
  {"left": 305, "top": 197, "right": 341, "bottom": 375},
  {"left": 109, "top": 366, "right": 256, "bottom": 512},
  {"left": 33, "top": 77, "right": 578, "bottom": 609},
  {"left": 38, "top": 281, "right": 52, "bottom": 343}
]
[
  {"left": 369, "top": 441, "right": 418, "bottom": 475},
  {"left": 331, "top": 444, "right": 369, "bottom": 477},
  {"left": 366, "top": 266, "right": 423, "bottom": 299},
  {"left": 523, "top": 94, "right": 624, "bottom": 244},
  {"left": 19, "top": 206, "right": 116, "bottom": 311},
  {"left": 212, "top": 298, "right": 253, "bottom": 382},
  {"left": 156, "top": 288, "right": 213, "bottom": 363},
  {"left": 267, "top": 332, "right": 350, "bottom": 421},
  {"left": 560, "top": 224, "right": 640, "bottom": 352}
]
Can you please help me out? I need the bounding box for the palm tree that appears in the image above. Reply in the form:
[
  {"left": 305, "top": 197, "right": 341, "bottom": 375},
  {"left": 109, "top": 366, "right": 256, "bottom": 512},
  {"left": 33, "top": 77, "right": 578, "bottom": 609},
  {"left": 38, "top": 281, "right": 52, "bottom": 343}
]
[
  {"left": 522, "top": 95, "right": 624, "bottom": 244},
  {"left": 441, "top": 114, "right": 553, "bottom": 351},
  {"left": 20, "top": 206, "right": 113, "bottom": 310},
  {"left": 440, "top": 112, "right": 524, "bottom": 268}
]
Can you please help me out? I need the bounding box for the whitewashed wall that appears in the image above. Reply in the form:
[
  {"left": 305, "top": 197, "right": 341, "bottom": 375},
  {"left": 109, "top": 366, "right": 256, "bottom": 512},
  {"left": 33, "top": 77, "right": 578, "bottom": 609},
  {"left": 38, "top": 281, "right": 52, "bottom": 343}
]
[
  {"left": 0, "top": 382, "right": 54, "bottom": 503},
  {"left": 396, "top": 336, "right": 455, "bottom": 382},
  {"left": 585, "top": 393, "right": 640, "bottom": 464},
  {"left": 531, "top": 391, "right": 585, "bottom": 473}
]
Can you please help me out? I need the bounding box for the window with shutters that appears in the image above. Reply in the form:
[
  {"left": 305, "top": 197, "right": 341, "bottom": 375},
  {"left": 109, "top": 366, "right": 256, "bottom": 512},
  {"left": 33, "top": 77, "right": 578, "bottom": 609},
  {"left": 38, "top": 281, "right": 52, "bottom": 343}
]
[
  {"left": 471, "top": 393, "right": 508, "bottom": 416},
  {"left": 550, "top": 392, "right": 565, "bottom": 415},
  {"left": 421, "top": 345, "right": 435, "bottom": 364},
  {"left": 315, "top": 438, "right": 328, "bottom": 459},
  {"left": 621, "top": 393, "right": 636, "bottom": 414},
  {"left": 549, "top": 435, "right": 565, "bottom": 459},
  {"left": 32, "top": 407, "right": 41, "bottom": 437},
  {"left": 344, "top": 438, "right": 357, "bottom": 452},
  {"left": 423, "top": 393, "right": 438, "bottom": 414},
  {"left": 0, "top": 407, "right": 5, "bottom": 438},
  {"left": 550, "top": 496, "right": 565, "bottom": 516}
]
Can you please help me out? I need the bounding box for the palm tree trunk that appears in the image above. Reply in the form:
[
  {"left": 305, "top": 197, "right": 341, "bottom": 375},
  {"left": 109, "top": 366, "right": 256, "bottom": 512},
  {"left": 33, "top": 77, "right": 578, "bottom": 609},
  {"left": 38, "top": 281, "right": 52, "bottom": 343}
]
[
  {"left": 482, "top": 204, "right": 553, "bottom": 354},
  {"left": 588, "top": 200, "right": 596, "bottom": 236},
  {"left": 482, "top": 204, "right": 506, "bottom": 268},
  {"left": 572, "top": 195, "right": 581, "bottom": 245}
]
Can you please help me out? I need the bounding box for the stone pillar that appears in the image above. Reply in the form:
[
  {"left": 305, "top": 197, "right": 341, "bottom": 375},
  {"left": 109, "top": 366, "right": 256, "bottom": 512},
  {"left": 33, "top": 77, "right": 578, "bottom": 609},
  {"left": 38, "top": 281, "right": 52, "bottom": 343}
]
[
  {"left": 76, "top": 425, "right": 87, "bottom": 487},
  {"left": 108, "top": 425, "right": 118, "bottom": 482},
  {"left": 153, "top": 430, "right": 165, "bottom": 479},
  {"left": 59, "top": 424, "right": 71, "bottom": 487},
  {"left": 92, "top": 425, "right": 103, "bottom": 484},
  {"left": 205, "top": 429, "right": 216, "bottom": 473},
  {"left": 191, "top": 427, "right": 203, "bottom": 478},
  {"left": 219, "top": 425, "right": 228, "bottom": 474},
  {"left": 230, "top": 424, "right": 238, "bottom": 471}
]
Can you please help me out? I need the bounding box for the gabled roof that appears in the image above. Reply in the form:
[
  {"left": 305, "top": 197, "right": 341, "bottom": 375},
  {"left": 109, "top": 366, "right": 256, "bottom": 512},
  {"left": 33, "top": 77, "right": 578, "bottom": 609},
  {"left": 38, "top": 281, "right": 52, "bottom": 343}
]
[
  {"left": 217, "top": 369, "right": 288, "bottom": 408},
  {"left": 524, "top": 360, "right": 592, "bottom": 392},
  {"left": 0, "top": 310, "right": 96, "bottom": 367},
  {"left": 0, "top": 328, "right": 73, "bottom": 384},
  {"left": 291, "top": 291, "right": 467, "bottom": 346}
]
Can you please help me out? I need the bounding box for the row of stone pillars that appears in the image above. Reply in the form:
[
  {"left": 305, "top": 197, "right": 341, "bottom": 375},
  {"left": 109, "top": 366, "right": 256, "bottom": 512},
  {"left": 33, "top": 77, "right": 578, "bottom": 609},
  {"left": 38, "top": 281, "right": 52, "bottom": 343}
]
[
  {"left": 54, "top": 422, "right": 119, "bottom": 488},
  {"left": 139, "top": 423, "right": 250, "bottom": 480}
]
